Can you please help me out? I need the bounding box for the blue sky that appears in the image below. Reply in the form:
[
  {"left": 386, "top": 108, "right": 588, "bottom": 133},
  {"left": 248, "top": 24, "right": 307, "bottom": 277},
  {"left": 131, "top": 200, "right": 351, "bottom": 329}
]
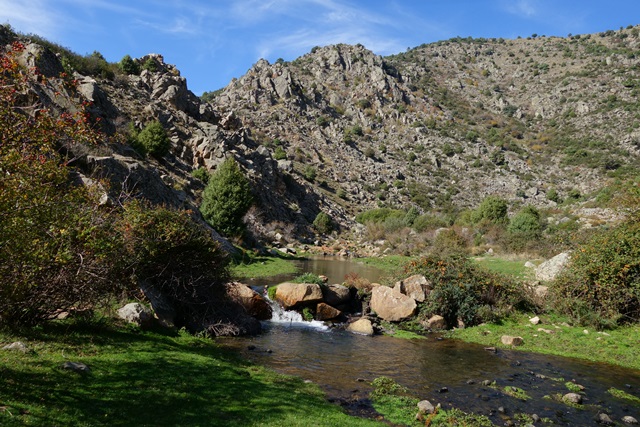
[{"left": 2, "top": 1, "right": 640, "bottom": 95}]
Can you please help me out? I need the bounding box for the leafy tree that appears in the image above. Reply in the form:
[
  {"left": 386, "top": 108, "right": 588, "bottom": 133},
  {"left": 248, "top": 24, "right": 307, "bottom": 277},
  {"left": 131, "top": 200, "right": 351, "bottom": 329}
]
[
  {"left": 200, "top": 158, "right": 253, "bottom": 237},
  {"left": 135, "top": 121, "right": 171, "bottom": 158},
  {"left": 508, "top": 205, "right": 542, "bottom": 237}
]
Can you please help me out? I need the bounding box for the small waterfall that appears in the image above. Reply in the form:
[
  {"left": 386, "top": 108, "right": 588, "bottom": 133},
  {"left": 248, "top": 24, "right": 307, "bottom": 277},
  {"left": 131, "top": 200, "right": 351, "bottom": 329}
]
[{"left": 266, "top": 297, "right": 329, "bottom": 331}]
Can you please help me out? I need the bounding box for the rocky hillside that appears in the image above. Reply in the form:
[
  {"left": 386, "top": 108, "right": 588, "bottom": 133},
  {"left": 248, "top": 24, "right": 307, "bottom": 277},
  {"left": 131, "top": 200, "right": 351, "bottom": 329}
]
[{"left": 5, "top": 25, "right": 640, "bottom": 245}]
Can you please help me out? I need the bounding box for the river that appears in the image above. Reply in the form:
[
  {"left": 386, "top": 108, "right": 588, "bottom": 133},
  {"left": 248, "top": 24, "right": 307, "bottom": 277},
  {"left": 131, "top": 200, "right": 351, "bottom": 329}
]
[{"left": 224, "top": 257, "right": 640, "bottom": 426}]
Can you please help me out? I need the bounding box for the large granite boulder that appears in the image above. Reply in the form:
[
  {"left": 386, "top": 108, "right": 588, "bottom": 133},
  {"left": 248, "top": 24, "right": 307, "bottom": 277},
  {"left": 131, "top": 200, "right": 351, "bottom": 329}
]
[
  {"left": 371, "top": 285, "right": 417, "bottom": 322},
  {"left": 274, "top": 282, "right": 323, "bottom": 309},
  {"left": 535, "top": 252, "right": 571, "bottom": 282},
  {"left": 225, "top": 282, "right": 272, "bottom": 320},
  {"left": 394, "top": 274, "right": 432, "bottom": 302},
  {"left": 117, "top": 303, "right": 155, "bottom": 328},
  {"left": 315, "top": 303, "right": 342, "bottom": 321},
  {"left": 323, "top": 284, "right": 351, "bottom": 306}
]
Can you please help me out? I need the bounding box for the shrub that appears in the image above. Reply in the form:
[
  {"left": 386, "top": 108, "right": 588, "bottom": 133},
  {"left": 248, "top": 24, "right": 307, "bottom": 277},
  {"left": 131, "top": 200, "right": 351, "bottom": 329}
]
[
  {"left": 135, "top": 121, "right": 171, "bottom": 158},
  {"left": 405, "top": 254, "right": 525, "bottom": 327},
  {"left": 471, "top": 196, "right": 508, "bottom": 225},
  {"left": 313, "top": 212, "right": 333, "bottom": 234},
  {"left": 303, "top": 165, "right": 317, "bottom": 182},
  {"left": 412, "top": 214, "right": 448, "bottom": 232},
  {"left": 273, "top": 146, "right": 287, "bottom": 160},
  {"left": 142, "top": 57, "right": 158, "bottom": 72},
  {"left": 191, "top": 167, "right": 210, "bottom": 184},
  {"left": 508, "top": 205, "right": 542, "bottom": 237},
  {"left": 355, "top": 208, "right": 405, "bottom": 225},
  {"left": 552, "top": 221, "right": 640, "bottom": 326},
  {"left": 200, "top": 158, "right": 253, "bottom": 237}
]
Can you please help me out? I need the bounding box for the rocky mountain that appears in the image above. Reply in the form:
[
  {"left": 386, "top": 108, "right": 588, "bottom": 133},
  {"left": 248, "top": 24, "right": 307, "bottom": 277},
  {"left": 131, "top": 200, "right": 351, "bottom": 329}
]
[{"left": 4, "top": 24, "right": 640, "bottom": 245}]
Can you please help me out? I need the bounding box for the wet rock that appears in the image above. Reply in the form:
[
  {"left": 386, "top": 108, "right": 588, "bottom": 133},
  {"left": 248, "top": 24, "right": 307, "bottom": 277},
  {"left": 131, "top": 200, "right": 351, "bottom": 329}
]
[
  {"left": 622, "top": 415, "right": 638, "bottom": 424},
  {"left": 315, "top": 303, "right": 342, "bottom": 321},
  {"left": 347, "top": 318, "right": 374, "bottom": 336},
  {"left": 370, "top": 285, "right": 416, "bottom": 322},
  {"left": 501, "top": 335, "right": 524, "bottom": 346},
  {"left": 225, "top": 282, "right": 272, "bottom": 320},
  {"left": 597, "top": 413, "right": 613, "bottom": 425},
  {"left": 562, "top": 393, "right": 582, "bottom": 404}
]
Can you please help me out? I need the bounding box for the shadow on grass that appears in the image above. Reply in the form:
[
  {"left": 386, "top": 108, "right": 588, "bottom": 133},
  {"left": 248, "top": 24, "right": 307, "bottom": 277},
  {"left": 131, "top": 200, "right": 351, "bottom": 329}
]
[{"left": 1, "top": 321, "right": 353, "bottom": 426}]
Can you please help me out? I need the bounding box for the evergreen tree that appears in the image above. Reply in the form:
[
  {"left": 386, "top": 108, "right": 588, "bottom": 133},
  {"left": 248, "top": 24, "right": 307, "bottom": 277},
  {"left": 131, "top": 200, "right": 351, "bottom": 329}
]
[{"left": 200, "top": 158, "right": 253, "bottom": 237}]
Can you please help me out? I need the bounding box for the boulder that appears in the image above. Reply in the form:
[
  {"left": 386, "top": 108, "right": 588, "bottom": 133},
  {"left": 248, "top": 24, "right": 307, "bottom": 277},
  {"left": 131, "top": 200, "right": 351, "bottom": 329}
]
[
  {"left": 225, "top": 282, "right": 272, "bottom": 320},
  {"left": 597, "top": 413, "right": 613, "bottom": 425},
  {"left": 347, "top": 318, "right": 374, "bottom": 336},
  {"left": 500, "top": 335, "right": 524, "bottom": 346},
  {"left": 562, "top": 392, "right": 582, "bottom": 404},
  {"left": 274, "top": 282, "right": 323, "bottom": 309},
  {"left": 117, "top": 303, "right": 155, "bottom": 328},
  {"left": 395, "top": 274, "right": 432, "bottom": 302},
  {"left": 370, "top": 286, "right": 416, "bottom": 321},
  {"left": 323, "top": 284, "right": 351, "bottom": 306},
  {"left": 622, "top": 416, "right": 638, "bottom": 424},
  {"left": 425, "top": 315, "right": 447, "bottom": 330},
  {"left": 417, "top": 399, "right": 436, "bottom": 415},
  {"left": 315, "top": 303, "right": 341, "bottom": 321},
  {"left": 2, "top": 342, "right": 28, "bottom": 352},
  {"left": 62, "top": 361, "right": 90, "bottom": 374},
  {"left": 529, "top": 316, "right": 541, "bottom": 325},
  {"left": 535, "top": 252, "right": 571, "bottom": 282}
]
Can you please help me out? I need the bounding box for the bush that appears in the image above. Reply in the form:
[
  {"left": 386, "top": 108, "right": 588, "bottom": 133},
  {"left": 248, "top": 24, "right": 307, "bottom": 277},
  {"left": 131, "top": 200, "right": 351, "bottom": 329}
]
[
  {"left": 0, "top": 43, "right": 129, "bottom": 325},
  {"left": 293, "top": 273, "right": 324, "bottom": 286},
  {"left": 303, "top": 165, "right": 317, "bottom": 182},
  {"left": 273, "top": 146, "right": 287, "bottom": 160},
  {"left": 552, "top": 221, "right": 640, "bottom": 326},
  {"left": 134, "top": 121, "right": 171, "bottom": 158},
  {"left": 200, "top": 158, "right": 253, "bottom": 237},
  {"left": 405, "top": 254, "right": 525, "bottom": 327},
  {"left": 472, "top": 196, "right": 508, "bottom": 225},
  {"left": 191, "top": 167, "right": 210, "bottom": 184},
  {"left": 313, "top": 212, "right": 333, "bottom": 234},
  {"left": 508, "top": 205, "right": 542, "bottom": 237},
  {"left": 355, "top": 208, "right": 405, "bottom": 225}
]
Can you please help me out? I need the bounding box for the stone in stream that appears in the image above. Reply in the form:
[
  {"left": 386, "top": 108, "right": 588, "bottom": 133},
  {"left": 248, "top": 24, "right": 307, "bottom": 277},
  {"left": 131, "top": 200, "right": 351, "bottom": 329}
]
[
  {"left": 622, "top": 415, "right": 639, "bottom": 424},
  {"left": 274, "top": 282, "right": 323, "bottom": 309},
  {"left": 323, "top": 284, "right": 351, "bottom": 307},
  {"left": 347, "top": 318, "right": 374, "bottom": 336},
  {"left": 562, "top": 393, "right": 582, "bottom": 404},
  {"left": 597, "top": 413, "right": 614, "bottom": 425},
  {"left": 315, "top": 303, "right": 342, "bottom": 321}
]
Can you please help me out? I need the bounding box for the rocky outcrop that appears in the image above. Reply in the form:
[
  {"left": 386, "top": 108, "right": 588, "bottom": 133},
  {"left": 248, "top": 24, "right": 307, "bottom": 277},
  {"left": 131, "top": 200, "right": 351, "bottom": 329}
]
[
  {"left": 323, "top": 284, "right": 351, "bottom": 307},
  {"left": 274, "top": 282, "right": 324, "bottom": 309},
  {"left": 370, "top": 285, "right": 417, "bottom": 322}
]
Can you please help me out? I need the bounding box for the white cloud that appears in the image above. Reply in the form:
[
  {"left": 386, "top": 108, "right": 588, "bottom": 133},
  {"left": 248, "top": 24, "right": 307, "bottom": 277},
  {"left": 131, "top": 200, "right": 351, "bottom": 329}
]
[
  {"left": 0, "top": 0, "right": 61, "bottom": 37},
  {"left": 505, "top": 0, "right": 538, "bottom": 18}
]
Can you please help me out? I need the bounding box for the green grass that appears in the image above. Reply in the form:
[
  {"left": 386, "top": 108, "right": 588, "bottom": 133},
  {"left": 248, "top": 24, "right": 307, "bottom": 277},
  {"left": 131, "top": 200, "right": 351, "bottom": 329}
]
[
  {"left": 358, "top": 255, "right": 414, "bottom": 274},
  {"left": 472, "top": 256, "right": 534, "bottom": 279},
  {"left": 608, "top": 387, "right": 640, "bottom": 404},
  {"left": 230, "top": 255, "right": 299, "bottom": 279},
  {"left": 0, "top": 319, "right": 383, "bottom": 426},
  {"left": 448, "top": 314, "right": 640, "bottom": 370}
]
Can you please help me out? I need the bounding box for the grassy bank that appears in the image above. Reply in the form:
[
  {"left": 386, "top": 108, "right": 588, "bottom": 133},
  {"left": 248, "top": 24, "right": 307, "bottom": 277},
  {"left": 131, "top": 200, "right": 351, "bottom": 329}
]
[
  {"left": 448, "top": 314, "right": 640, "bottom": 371},
  {"left": 0, "top": 319, "right": 382, "bottom": 427},
  {"left": 231, "top": 254, "right": 300, "bottom": 279}
]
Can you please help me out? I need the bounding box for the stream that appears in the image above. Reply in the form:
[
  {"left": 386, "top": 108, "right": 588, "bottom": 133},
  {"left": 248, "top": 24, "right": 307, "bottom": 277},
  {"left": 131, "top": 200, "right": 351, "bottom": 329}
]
[{"left": 225, "top": 257, "right": 640, "bottom": 426}]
